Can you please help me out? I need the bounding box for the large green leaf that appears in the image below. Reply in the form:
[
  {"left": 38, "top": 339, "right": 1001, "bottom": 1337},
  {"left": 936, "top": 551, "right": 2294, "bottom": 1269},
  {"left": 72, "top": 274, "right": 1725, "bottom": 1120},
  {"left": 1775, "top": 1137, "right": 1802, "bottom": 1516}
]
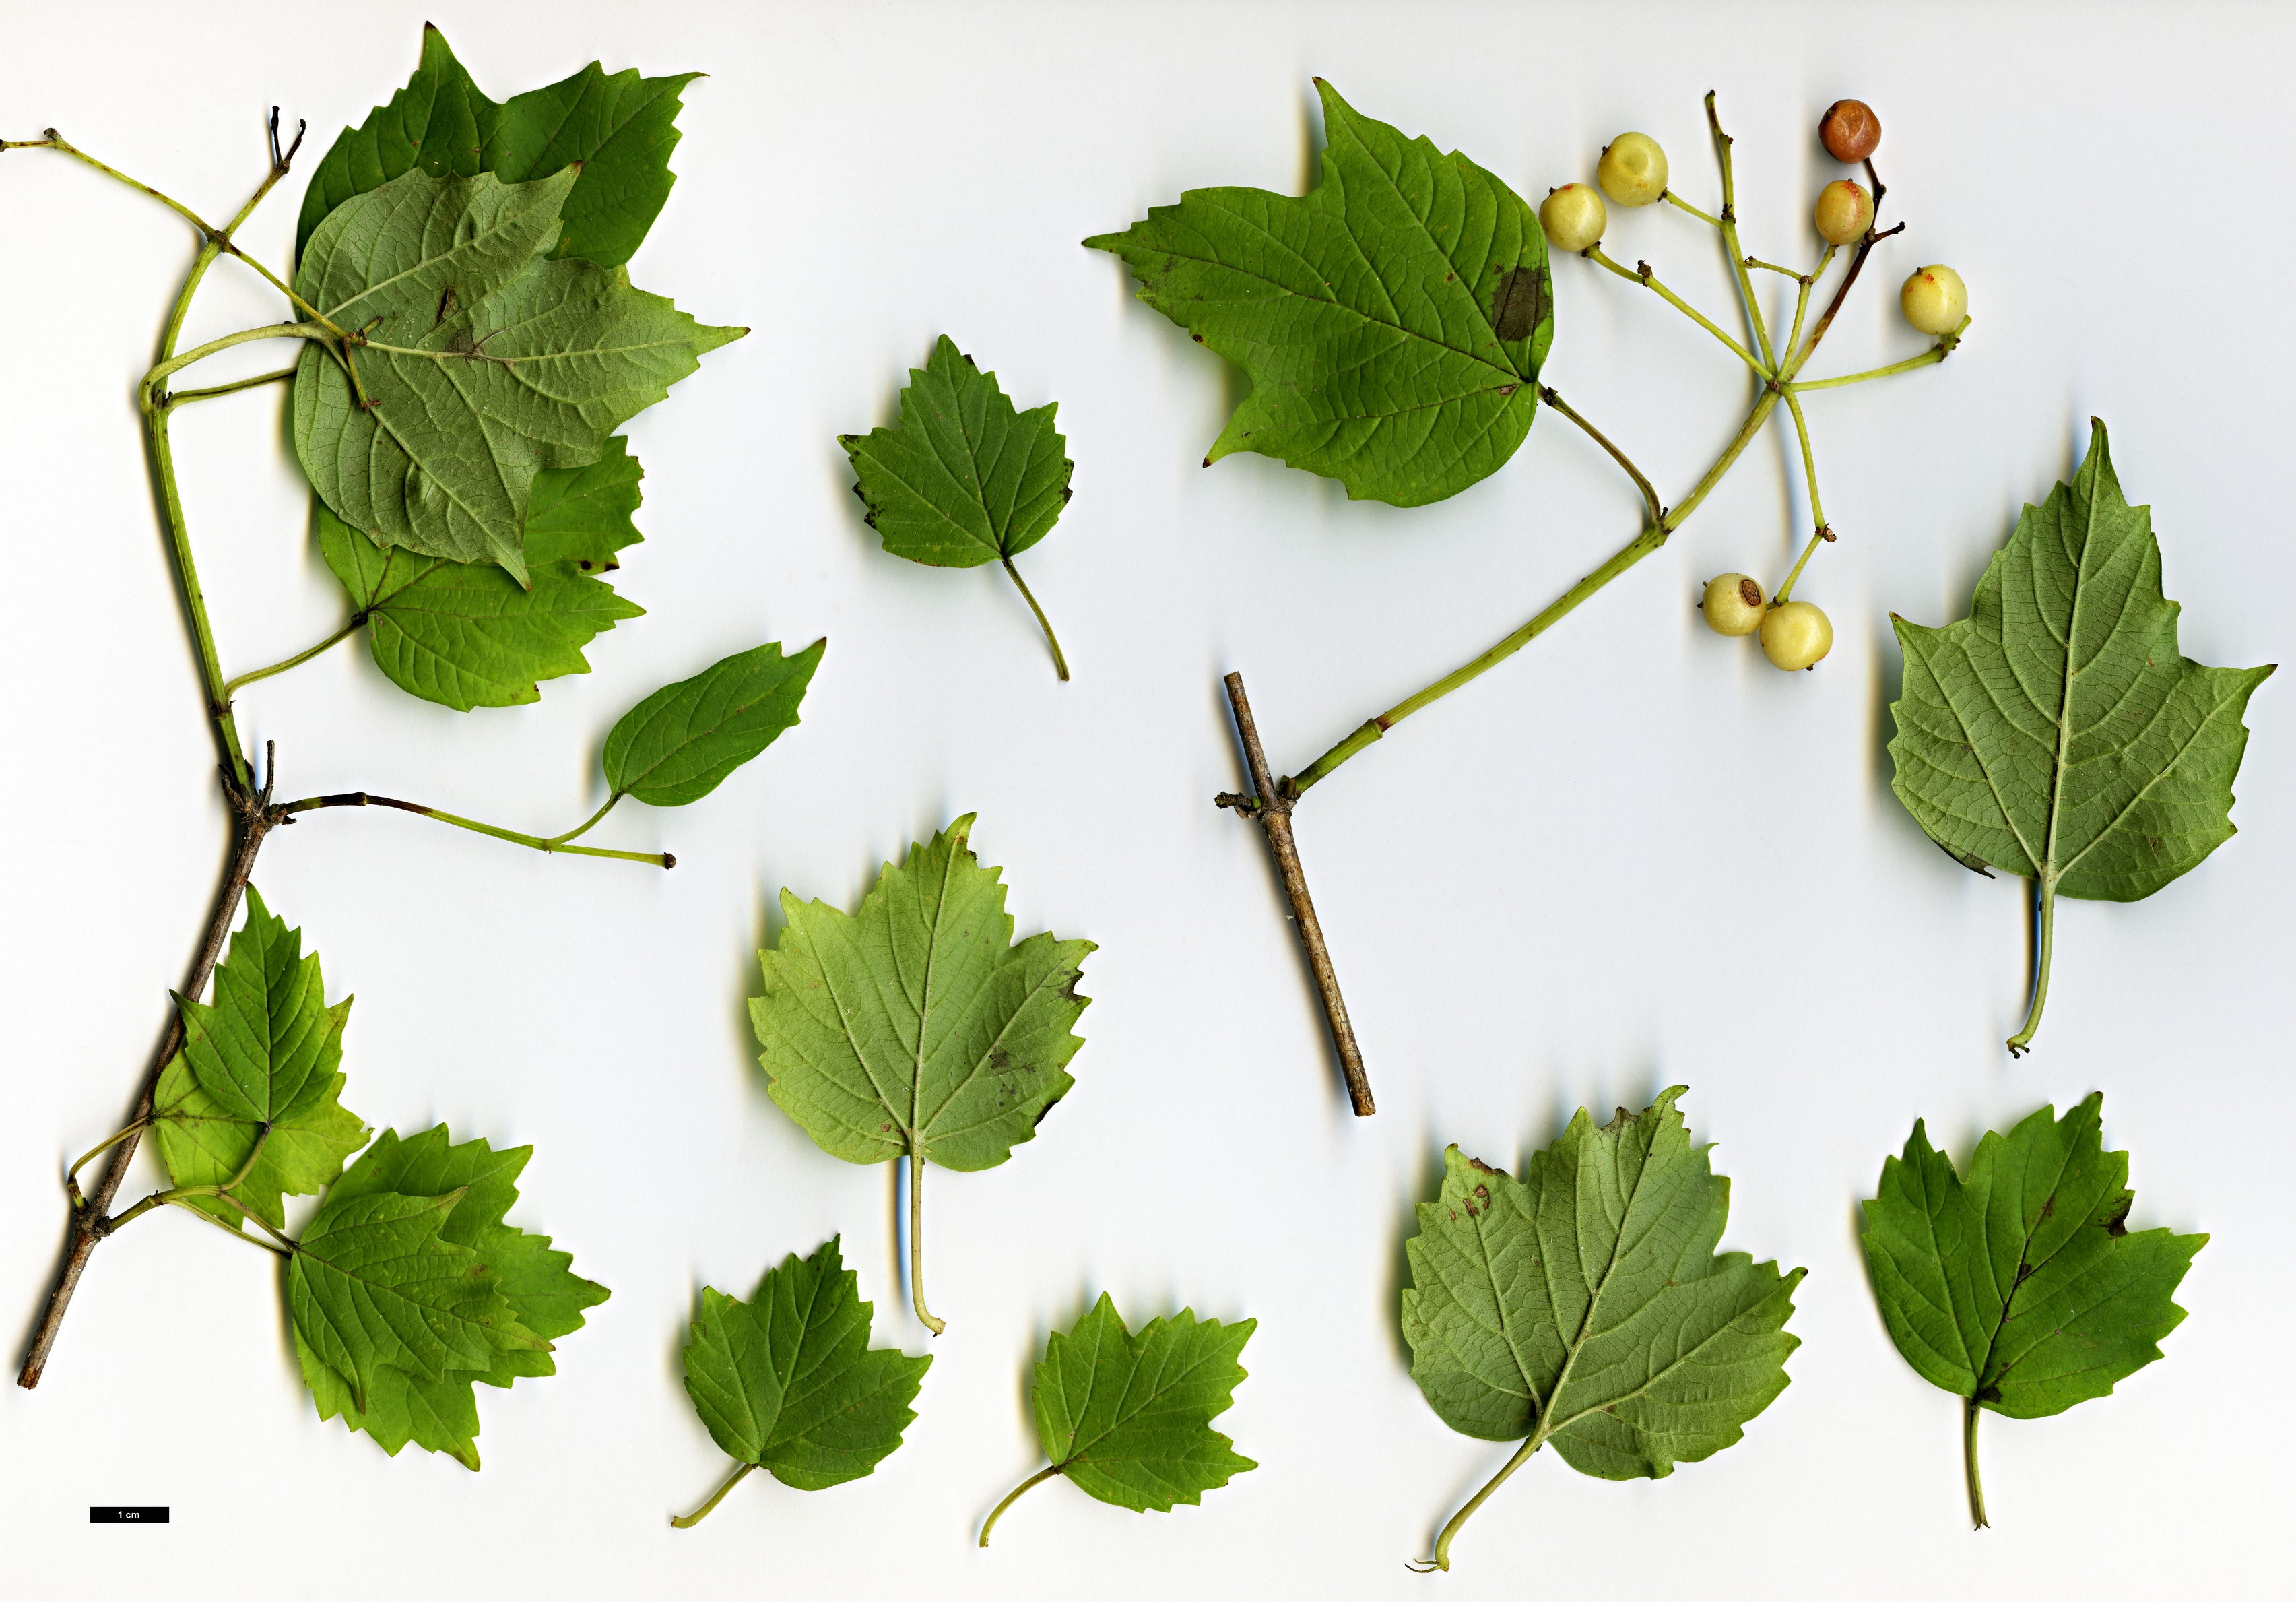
[
  {"left": 150, "top": 887, "right": 369, "bottom": 1230},
  {"left": 751, "top": 816, "right": 1093, "bottom": 1331},
  {"left": 1401, "top": 1089, "right": 1801, "bottom": 1570},
  {"left": 601, "top": 638, "right": 825, "bottom": 807},
  {"left": 294, "top": 1126, "right": 608, "bottom": 1468},
  {"left": 297, "top": 24, "right": 696, "bottom": 270},
  {"left": 292, "top": 167, "right": 742, "bottom": 581},
  {"left": 1086, "top": 79, "right": 1550, "bottom": 507},
  {"left": 979, "top": 1295, "right": 1254, "bottom": 1545},
  {"left": 679, "top": 1236, "right": 930, "bottom": 1508},
  {"left": 317, "top": 439, "right": 646, "bottom": 710},
  {"left": 1862, "top": 1095, "right": 2204, "bottom": 1525},
  {"left": 1889, "top": 420, "right": 2273, "bottom": 1050}
]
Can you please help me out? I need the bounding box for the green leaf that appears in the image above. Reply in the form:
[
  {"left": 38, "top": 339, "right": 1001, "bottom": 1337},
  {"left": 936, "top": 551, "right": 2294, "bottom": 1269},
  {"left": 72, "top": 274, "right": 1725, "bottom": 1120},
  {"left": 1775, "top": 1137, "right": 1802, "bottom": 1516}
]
[
  {"left": 979, "top": 1295, "right": 1254, "bottom": 1544},
  {"left": 317, "top": 439, "right": 647, "bottom": 710},
  {"left": 292, "top": 167, "right": 742, "bottom": 581},
  {"left": 600, "top": 638, "right": 825, "bottom": 807},
  {"left": 150, "top": 887, "right": 370, "bottom": 1230},
  {"left": 297, "top": 23, "right": 698, "bottom": 270},
  {"left": 1400, "top": 1089, "right": 1802, "bottom": 1571},
  {"left": 750, "top": 816, "right": 1094, "bottom": 1332},
  {"left": 1085, "top": 79, "right": 1550, "bottom": 507},
  {"left": 292, "top": 1125, "right": 608, "bottom": 1468},
  {"left": 1862, "top": 1095, "right": 2204, "bottom": 1526},
  {"left": 840, "top": 337, "right": 1076, "bottom": 679},
  {"left": 1888, "top": 420, "right": 2274, "bottom": 1052},
  {"left": 678, "top": 1236, "right": 930, "bottom": 1516}
]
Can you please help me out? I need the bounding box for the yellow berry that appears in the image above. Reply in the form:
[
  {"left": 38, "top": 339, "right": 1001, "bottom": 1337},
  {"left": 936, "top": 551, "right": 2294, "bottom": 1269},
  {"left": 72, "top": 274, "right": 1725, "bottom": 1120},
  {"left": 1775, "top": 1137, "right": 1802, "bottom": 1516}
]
[
  {"left": 1900, "top": 265, "right": 1967, "bottom": 336},
  {"left": 1759, "top": 601, "right": 1834, "bottom": 670},
  {"left": 1701, "top": 573, "right": 1766, "bottom": 637},
  {"left": 1596, "top": 133, "right": 1668, "bottom": 208},
  {"left": 1812, "top": 180, "right": 1872, "bottom": 246},
  {"left": 1540, "top": 183, "right": 1607, "bottom": 253}
]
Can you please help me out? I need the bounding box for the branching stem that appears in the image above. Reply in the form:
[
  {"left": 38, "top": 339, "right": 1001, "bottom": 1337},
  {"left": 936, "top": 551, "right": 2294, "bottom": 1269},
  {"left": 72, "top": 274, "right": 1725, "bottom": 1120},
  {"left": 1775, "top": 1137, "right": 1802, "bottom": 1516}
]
[
  {"left": 1586, "top": 247, "right": 1764, "bottom": 375},
  {"left": 977, "top": 1464, "right": 1063, "bottom": 1547},
  {"left": 671, "top": 1461, "right": 756, "bottom": 1528}
]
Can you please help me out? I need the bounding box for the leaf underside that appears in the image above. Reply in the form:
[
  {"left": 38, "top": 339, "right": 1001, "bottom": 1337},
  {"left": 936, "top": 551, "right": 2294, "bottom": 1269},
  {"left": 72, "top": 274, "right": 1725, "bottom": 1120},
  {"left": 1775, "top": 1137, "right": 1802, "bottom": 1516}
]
[
  {"left": 1031, "top": 1294, "right": 1256, "bottom": 1513},
  {"left": 1862, "top": 1094, "right": 2203, "bottom": 1421},
  {"left": 1085, "top": 79, "right": 1550, "bottom": 507},
  {"left": 1401, "top": 1088, "right": 1802, "bottom": 1480},
  {"left": 151, "top": 887, "right": 369, "bottom": 1231},
  {"left": 297, "top": 23, "right": 696, "bottom": 272},
  {"left": 682, "top": 1236, "right": 931, "bottom": 1491},
  {"left": 750, "top": 815, "right": 1094, "bottom": 1174},
  {"left": 601, "top": 637, "right": 825, "bottom": 806},
  {"left": 292, "top": 167, "right": 740, "bottom": 581},
  {"left": 292, "top": 1126, "right": 608, "bottom": 1469},
  {"left": 1889, "top": 419, "right": 2273, "bottom": 903},
  {"left": 319, "top": 438, "right": 647, "bottom": 711},
  {"left": 841, "top": 335, "right": 1074, "bottom": 569}
]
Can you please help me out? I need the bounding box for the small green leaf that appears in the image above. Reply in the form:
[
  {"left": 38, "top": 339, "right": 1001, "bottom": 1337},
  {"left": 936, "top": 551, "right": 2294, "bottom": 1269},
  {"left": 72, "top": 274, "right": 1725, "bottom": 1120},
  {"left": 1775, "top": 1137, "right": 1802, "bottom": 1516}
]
[
  {"left": 1862, "top": 1095, "right": 2204, "bottom": 1526},
  {"left": 1889, "top": 420, "right": 2274, "bottom": 1050},
  {"left": 293, "top": 1126, "right": 608, "bottom": 1468},
  {"left": 679, "top": 1236, "right": 930, "bottom": 1512},
  {"left": 980, "top": 1295, "right": 1255, "bottom": 1544},
  {"left": 317, "top": 439, "right": 647, "bottom": 710},
  {"left": 1401, "top": 1089, "right": 1801, "bottom": 1570},
  {"left": 601, "top": 638, "right": 824, "bottom": 807},
  {"left": 150, "top": 887, "right": 370, "bottom": 1230},
  {"left": 297, "top": 23, "right": 698, "bottom": 270},
  {"left": 292, "top": 168, "right": 742, "bottom": 581},
  {"left": 752, "top": 816, "right": 1093, "bottom": 1333},
  {"left": 1086, "top": 79, "right": 1549, "bottom": 507}
]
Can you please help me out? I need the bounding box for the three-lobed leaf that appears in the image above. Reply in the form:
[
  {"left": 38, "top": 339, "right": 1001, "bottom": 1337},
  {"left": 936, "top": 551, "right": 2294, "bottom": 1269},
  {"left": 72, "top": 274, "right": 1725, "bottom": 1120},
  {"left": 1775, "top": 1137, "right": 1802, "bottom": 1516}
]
[
  {"left": 297, "top": 24, "right": 696, "bottom": 271},
  {"left": 292, "top": 167, "right": 742, "bottom": 581},
  {"left": 602, "top": 638, "right": 826, "bottom": 807},
  {"left": 293, "top": 1126, "right": 608, "bottom": 1468},
  {"left": 1087, "top": 79, "right": 1550, "bottom": 507},
  {"left": 681, "top": 1236, "right": 930, "bottom": 1496},
  {"left": 151, "top": 887, "right": 369, "bottom": 1231},
  {"left": 318, "top": 439, "right": 647, "bottom": 711},
  {"left": 1889, "top": 420, "right": 2272, "bottom": 1047}
]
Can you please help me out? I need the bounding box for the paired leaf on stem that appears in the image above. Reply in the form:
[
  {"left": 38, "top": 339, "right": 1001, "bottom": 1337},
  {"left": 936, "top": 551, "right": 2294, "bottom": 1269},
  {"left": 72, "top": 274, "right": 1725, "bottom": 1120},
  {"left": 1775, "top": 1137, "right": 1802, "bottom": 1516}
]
[
  {"left": 293, "top": 1126, "right": 610, "bottom": 1469},
  {"left": 978, "top": 1295, "right": 1255, "bottom": 1546},
  {"left": 750, "top": 816, "right": 1094, "bottom": 1333},
  {"left": 1862, "top": 1095, "right": 2204, "bottom": 1528},
  {"left": 1401, "top": 1088, "right": 1802, "bottom": 1572},
  {"left": 1888, "top": 420, "right": 2273, "bottom": 1052},
  {"left": 674, "top": 1236, "right": 931, "bottom": 1527},
  {"left": 841, "top": 337, "right": 1078, "bottom": 680},
  {"left": 1086, "top": 79, "right": 1551, "bottom": 507},
  {"left": 603, "top": 637, "right": 826, "bottom": 807}
]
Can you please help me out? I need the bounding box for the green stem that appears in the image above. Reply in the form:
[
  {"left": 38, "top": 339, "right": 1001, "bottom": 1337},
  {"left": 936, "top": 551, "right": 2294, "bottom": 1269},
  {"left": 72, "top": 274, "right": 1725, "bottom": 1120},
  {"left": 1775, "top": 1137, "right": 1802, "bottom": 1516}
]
[
  {"left": 1742, "top": 257, "right": 1804, "bottom": 280},
  {"left": 671, "top": 1461, "right": 756, "bottom": 1529},
  {"left": 1782, "top": 245, "right": 1836, "bottom": 366},
  {"left": 277, "top": 791, "right": 673, "bottom": 869},
  {"left": 1787, "top": 338, "right": 1956, "bottom": 393},
  {"left": 146, "top": 405, "right": 251, "bottom": 783},
  {"left": 216, "top": 1191, "right": 297, "bottom": 1252},
  {"left": 977, "top": 1465, "right": 1063, "bottom": 1547},
  {"left": 169, "top": 1196, "right": 293, "bottom": 1257},
  {"left": 1705, "top": 92, "right": 1775, "bottom": 373},
  {"left": 65, "top": 1120, "right": 149, "bottom": 1199},
  {"left": 1288, "top": 390, "right": 1780, "bottom": 794},
  {"left": 1660, "top": 189, "right": 1721, "bottom": 228},
  {"left": 908, "top": 1146, "right": 944, "bottom": 1335},
  {"left": 2006, "top": 876, "right": 2056, "bottom": 1056},
  {"left": 1000, "top": 557, "right": 1070, "bottom": 682},
  {"left": 11, "top": 132, "right": 216, "bottom": 237},
  {"left": 168, "top": 365, "right": 297, "bottom": 407},
  {"left": 1412, "top": 1436, "right": 1540, "bottom": 1573},
  {"left": 1538, "top": 387, "right": 1660, "bottom": 525},
  {"left": 142, "top": 322, "right": 330, "bottom": 407},
  {"left": 1587, "top": 247, "right": 1764, "bottom": 375},
  {"left": 1771, "top": 394, "right": 1829, "bottom": 604},
  {"left": 1963, "top": 1398, "right": 1990, "bottom": 1529},
  {"left": 221, "top": 615, "right": 363, "bottom": 699},
  {"left": 543, "top": 794, "right": 624, "bottom": 848}
]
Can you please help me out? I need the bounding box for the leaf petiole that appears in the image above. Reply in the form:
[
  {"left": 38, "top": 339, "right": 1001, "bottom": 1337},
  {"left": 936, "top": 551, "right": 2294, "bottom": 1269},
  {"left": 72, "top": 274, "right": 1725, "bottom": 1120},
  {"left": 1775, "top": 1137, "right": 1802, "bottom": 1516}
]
[
  {"left": 65, "top": 1118, "right": 150, "bottom": 1200},
  {"left": 669, "top": 1461, "right": 756, "bottom": 1529},
  {"left": 279, "top": 791, "right": 672, "bottom": 868},
  {"left": 167, "top": 1195, "right": 294, "bottom": 1257},
  {"left": 141, "top": 322, "right": 334, "bottom": 414},
  {"left": 542, "top": 794, "right": 624, "bottom": 848},
  {"left": 1000, "top": 557, "right": 1070, "bottom": 682},
  {"left": 1412, "top": 1436, "right": 1540, "bottom": 1572},
  {"left": 1963, "top": 1397, "right": 1990, "bottom": 1529},
  {"left": 166, "top": 364, "right": 297, "bottom": 408},
  {"left": 976, "top": 1464, "right": 1062, "bottom": 1547},
  {"left": 907, "top": 1147, "right": 944, "bottom": 1335},
  {"left": 221, "top": 614, "right": 364, "bottom": 699},
  {"left": 2006, "top": 875, "right": 2056, "bottom": 1057}
]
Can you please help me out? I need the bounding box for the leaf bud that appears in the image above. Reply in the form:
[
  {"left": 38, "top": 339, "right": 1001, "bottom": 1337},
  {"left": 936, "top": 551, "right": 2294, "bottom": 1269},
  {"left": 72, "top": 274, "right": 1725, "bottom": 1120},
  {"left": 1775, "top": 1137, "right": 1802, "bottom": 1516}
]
[
  {"left": 1818, "top": 99, "right": 1881, "bottom": 162},
  {"left": 1539, "top": 183, "right": 1607, "bottom": 253},
  {"left": 1899, "top": 265, "right": 1968, "bottom": 336},
  {"left": 1812, "top": 180, "right": 1873, "bottom": 246},
  {"left": 1701, "top": 573, "right": 1767, "bottom": 637},
  {"left": 1596, "top": 133, "right": 1668, "bottom": 208},
  {"left": 1760, "top": 600, "right": 1834, "bottom": 670}
]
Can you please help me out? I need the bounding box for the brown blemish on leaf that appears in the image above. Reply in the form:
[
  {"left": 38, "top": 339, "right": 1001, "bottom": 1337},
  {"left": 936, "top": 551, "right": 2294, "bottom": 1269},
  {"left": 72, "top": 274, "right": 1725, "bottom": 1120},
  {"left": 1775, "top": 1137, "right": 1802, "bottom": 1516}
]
[{"left": 1490, "top": 266, "right": 1549, "bottom": 343}]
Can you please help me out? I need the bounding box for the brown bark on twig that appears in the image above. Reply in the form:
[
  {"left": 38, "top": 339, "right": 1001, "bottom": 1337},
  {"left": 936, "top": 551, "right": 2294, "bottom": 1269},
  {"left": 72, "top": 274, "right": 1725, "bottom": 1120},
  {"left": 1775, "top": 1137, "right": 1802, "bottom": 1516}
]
[
  {"left": 17, "top": 760, "right": 284, "bottom": 1388},
  {"left": 1216, "top": 672, "right": 1375, "bottom": 1116}
]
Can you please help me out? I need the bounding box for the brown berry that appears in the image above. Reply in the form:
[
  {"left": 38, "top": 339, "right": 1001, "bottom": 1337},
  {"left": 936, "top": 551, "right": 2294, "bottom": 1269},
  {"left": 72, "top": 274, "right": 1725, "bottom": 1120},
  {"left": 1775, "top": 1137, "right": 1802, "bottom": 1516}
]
[{"left": 1818, "top": 99, "right": 1880, "bottom": 163}]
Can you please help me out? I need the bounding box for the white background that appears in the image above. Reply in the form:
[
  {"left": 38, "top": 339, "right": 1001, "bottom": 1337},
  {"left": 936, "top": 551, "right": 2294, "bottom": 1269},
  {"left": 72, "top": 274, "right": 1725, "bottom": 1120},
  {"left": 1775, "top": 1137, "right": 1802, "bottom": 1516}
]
[{"left": 2, "top": 2, "right": 2287, "bottom": 1596}]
